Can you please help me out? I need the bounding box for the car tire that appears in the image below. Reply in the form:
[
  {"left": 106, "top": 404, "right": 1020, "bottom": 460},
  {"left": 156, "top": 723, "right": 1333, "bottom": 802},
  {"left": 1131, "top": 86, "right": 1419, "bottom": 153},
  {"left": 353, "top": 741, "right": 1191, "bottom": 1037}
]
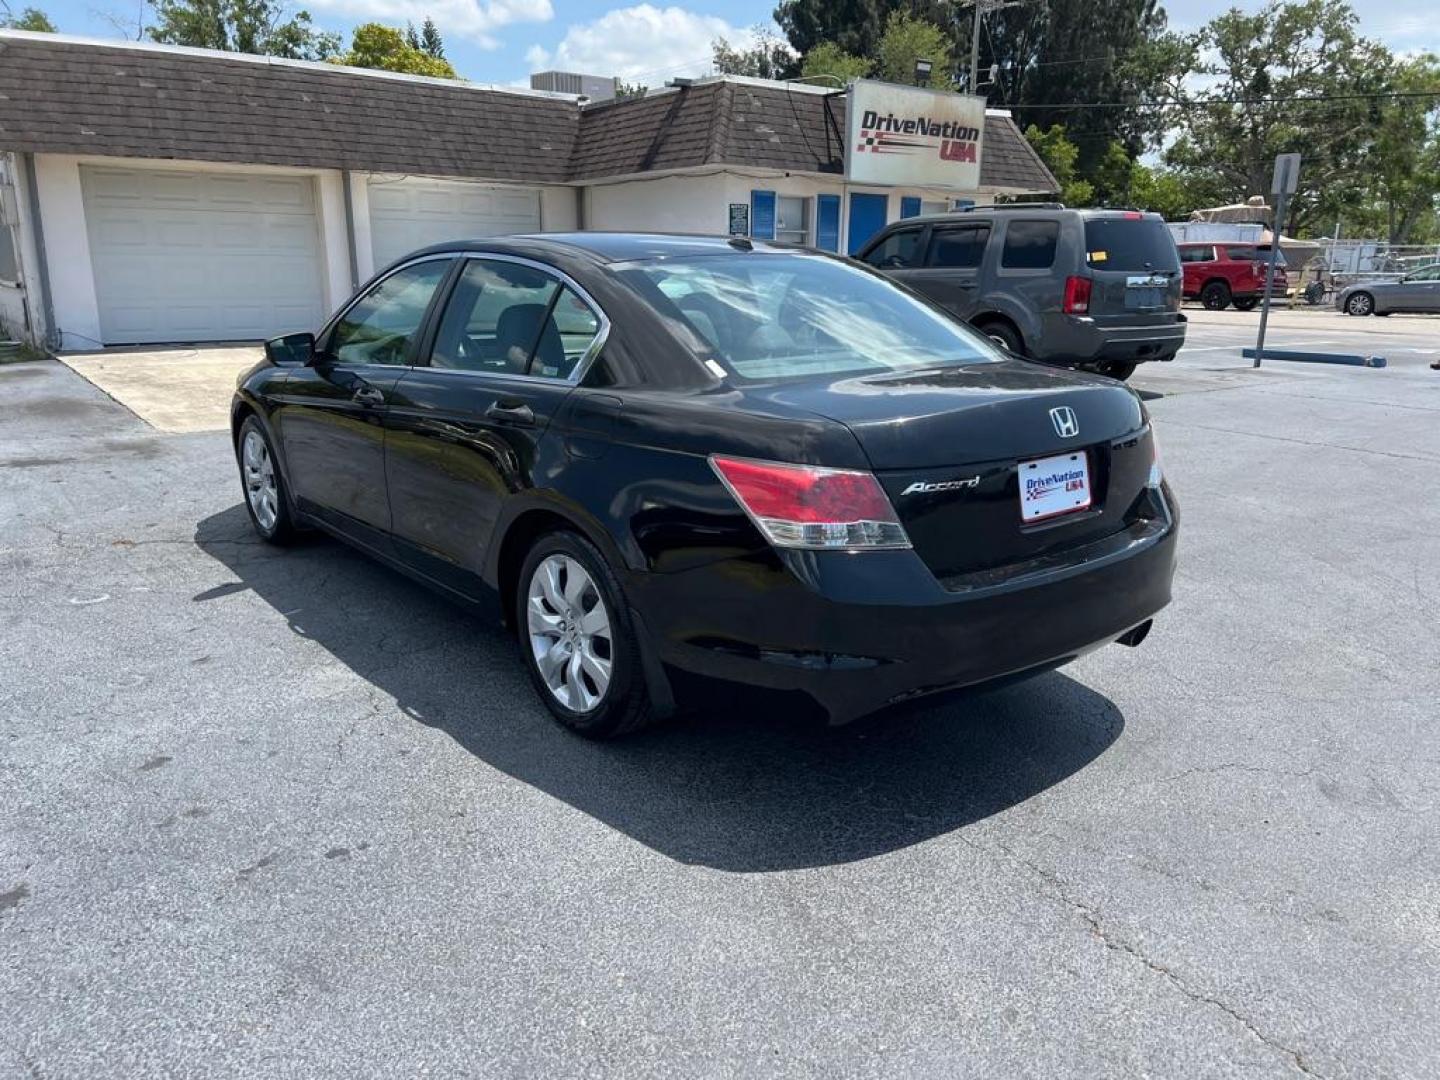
[
  {"left": 1099, "top": 360, "right": 1137, "bottom": 381},
  {"left": 516, "top": 530, "right": 655, "bottom": 739},
  {"left": 1345, "top": 292, "right": 1374, "bottom": 317},
  {"left": 1200, "top": 282, "right": 1232, "bottom": 310},
  {"left": 975, "top": 320, "right": 1024, "bottom": 356},
  {"left": 1231, "top": 296, "right": 1259, "bottom": 311},
  {"left": 1375, "top": 311, "right": 1392, "bottom": 317},
  {"left": 236, "top": 416, "right": 295, "bottom": 545}
]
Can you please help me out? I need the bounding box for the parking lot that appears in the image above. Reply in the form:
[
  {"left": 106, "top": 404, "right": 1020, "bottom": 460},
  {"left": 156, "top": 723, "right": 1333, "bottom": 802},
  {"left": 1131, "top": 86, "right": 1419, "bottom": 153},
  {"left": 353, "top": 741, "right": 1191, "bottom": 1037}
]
[{"left": 2, "top": 308, "right": 1438, "bottom": 1077}]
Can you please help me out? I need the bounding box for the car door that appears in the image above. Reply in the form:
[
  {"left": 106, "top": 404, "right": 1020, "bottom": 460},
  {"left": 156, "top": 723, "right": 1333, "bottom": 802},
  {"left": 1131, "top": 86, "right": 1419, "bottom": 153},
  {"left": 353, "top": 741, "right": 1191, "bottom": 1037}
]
[
  {"left": 903, "top": 221, "right": 992, "bottom": 319},
  {"left": 1399, "top": 265, "right": 1440, "bottom": 312},
  {"left": 860, "top": 225, "right": 927, "bottom": 285},
  {"left": 383, "top": 256, "right": 607, "bottom": 597},
  {"left": 272, "top": 256, "right": 455, "bottom": 549}
]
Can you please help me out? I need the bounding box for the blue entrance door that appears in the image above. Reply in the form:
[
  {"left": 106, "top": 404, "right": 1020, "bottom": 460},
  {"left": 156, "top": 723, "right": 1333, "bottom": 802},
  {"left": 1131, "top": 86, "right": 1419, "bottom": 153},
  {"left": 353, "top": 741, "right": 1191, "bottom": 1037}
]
[{"left": 847, "top": 193, "right": 889, "bottom": 255}]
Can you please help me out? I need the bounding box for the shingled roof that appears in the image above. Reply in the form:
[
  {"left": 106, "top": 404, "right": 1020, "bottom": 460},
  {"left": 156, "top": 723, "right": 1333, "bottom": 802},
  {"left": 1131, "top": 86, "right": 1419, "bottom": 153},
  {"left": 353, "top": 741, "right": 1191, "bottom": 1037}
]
[
  {"left": 574, "top": 80, "right": 1058, "bottom": 192},
  {"left": 0, "top": 33, "right": 579, "bottom": 182},
  {"left": 0, "top": 32, "right": 1059, "bottom": 193}
]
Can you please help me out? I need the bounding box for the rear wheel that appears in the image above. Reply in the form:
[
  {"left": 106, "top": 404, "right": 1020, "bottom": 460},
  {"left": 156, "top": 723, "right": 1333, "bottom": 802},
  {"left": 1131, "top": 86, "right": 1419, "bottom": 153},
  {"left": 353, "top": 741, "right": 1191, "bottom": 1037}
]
[
  {"left": 517, "top": 531, "right": 654, "bottom": 739},
  {"left": 237, "top": 417, "right": 295, "bottom": 545},
  {"left": 1231, "top": 296, "right": 1259, "bottom": 312},
  {"left": 1098, "top": 360, "right": 1137, "bottom": 381},
  {"left": 1200, "top": 281, "right": 1232, "bottom": 310},
  {"left": 1345, "top": 292, "right": 1374, "bottom": 317},
  {"left": 975, "top": 319, "right": 1023, "bottom": 356}
]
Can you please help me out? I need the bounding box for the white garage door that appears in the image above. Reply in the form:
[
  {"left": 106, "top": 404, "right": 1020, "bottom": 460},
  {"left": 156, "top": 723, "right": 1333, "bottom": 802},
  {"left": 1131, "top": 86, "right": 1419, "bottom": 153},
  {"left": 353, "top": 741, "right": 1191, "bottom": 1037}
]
[
  {"left": 368, "top": 176, "right": 541, "bottom": 269},
  {"left": 81, "top": 166, "right": 326, "bottom": 345}
]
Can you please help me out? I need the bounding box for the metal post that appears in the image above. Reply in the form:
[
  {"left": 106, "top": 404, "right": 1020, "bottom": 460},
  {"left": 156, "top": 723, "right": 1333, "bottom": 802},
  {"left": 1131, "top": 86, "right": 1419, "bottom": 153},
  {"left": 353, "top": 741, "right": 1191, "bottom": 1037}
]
[
  {"left": 969, "top": 1, "right": 982, "bottom": 94},
  {"left": 1253, "top": 188, "right": 1288, "bottom": 369}
]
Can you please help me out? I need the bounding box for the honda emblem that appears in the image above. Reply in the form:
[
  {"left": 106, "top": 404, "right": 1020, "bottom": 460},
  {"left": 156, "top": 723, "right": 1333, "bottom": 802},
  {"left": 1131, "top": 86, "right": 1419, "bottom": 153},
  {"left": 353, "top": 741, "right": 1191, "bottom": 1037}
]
[{"left": 1050, "top": 406, "right": 1079, "bottom": 438}]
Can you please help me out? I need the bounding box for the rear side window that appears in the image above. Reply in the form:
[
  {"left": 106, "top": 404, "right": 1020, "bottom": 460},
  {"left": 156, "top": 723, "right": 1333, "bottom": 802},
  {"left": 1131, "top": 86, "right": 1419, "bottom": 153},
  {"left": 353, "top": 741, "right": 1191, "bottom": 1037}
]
[
  {"left": 926, "top": 225, "right": 991, "bottom": 269},
  {"left": 1179, "top": 246, "right": 1214, "bottom": 263},
  {"left": 864, "top": 228, "right": 924, "bottom": 269},
  {"left": 1084, "top": 219, "right": 1180, "bottom": 271},
  {"left": 1001, "top": 220, "right": 1059, "bottom": 270}
]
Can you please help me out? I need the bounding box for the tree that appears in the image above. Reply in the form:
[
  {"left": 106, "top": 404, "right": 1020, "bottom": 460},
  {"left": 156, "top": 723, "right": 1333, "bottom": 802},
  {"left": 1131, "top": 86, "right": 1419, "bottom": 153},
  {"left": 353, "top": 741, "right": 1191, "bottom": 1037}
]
[
  {"left": 1161, "top": 0, "right": 1393, "bottom": 235},
  {"left": 799, "top": 41, "right": 870, "bottom": 84},
  {"left": 1023, "top": 124, "right": 1094, "bottom": 206},
  {"left": 148, "top": 0, "right": 339, "bottom": 60},
  {"left": 333, "top": 22, "right": 457, "bottom": 78},
  {"left": 0, "top": 3, "right": 56, "bottom": 30},
  {"left": 875, "top": 11, "right": 955, "bottom": 89},
  {"left": 614, "top": 80, "right": 647, "bottom": 99},
  {"left": 776, "top": 0, "right": 952, "bottom": 72},
  {"left": 420, "top": 16, "right": 444, "bottom": 59},
  {"left": 1364, "top": 54, "right": 1440, "bottom": 243},
  {"left": 712, "top": 25, "right": 796, "bottom": 80}
]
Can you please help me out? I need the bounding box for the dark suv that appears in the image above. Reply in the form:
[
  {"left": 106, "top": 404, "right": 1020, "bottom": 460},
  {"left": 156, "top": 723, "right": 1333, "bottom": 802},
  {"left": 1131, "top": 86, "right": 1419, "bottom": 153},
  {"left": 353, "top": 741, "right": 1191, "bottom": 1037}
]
[{"left": 858, "top": 206, "right": 1186, "bottom": 380}]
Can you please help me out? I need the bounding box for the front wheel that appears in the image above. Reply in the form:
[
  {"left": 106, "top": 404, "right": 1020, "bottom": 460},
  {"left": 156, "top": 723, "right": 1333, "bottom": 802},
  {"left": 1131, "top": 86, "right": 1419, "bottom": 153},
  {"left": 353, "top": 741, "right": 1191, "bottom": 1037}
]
[
  {"left": 1200, "top": 281, "right": 1232, "bottom": 310},
  {"left": 237, "top": 417, "right": 295, "bottom": 544},
  {"left": 517, "top": 531, "right": 655, "bottom": 739},
  {"left": 1345, "top": 292, "right": 1374, "bottom": 317}
]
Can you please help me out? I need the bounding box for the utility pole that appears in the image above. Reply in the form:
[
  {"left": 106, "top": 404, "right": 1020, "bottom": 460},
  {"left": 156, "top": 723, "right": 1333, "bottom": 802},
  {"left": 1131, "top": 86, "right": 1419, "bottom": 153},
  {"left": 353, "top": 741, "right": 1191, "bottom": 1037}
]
[{"left": 963, "top": 0, "right": 1029, "bottom": 95}]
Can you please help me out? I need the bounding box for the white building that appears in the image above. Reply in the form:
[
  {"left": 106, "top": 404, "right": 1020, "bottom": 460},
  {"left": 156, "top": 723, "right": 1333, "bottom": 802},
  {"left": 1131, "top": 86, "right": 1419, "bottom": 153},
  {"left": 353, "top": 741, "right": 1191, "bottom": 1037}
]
[{"left": 0, "top": 31, "right": 1058, "bottom": 350}]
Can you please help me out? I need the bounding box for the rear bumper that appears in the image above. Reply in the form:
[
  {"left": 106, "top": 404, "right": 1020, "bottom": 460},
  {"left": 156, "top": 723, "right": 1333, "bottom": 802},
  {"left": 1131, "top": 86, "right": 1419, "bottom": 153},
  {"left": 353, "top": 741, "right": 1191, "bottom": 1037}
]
[
  {"left": 628, "top": 488, "right": 1178, "bottom": 724},
  {"left": 1035, "top": 315, "right": 1187, "bottom": 364}
]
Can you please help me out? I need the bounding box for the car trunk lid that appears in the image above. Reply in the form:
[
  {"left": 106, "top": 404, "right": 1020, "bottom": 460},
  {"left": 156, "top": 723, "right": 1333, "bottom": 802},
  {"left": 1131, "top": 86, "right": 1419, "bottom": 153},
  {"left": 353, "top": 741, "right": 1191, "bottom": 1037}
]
[
  {"left": 750, "top": 360, "right": 1158, "bottom": 580},
  {"left": 1082, "top": 214, "right": 1183, "bottom": 327}
]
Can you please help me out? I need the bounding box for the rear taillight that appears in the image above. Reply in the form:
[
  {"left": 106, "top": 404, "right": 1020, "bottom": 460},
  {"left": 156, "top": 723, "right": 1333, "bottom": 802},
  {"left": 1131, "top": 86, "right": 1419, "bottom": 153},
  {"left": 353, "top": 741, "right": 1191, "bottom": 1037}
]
[
  {"left": 710, "top": 456, "right": 911, "bottom": 551},
  {"left": 1063, "top": 275, "right": 1092, "bottom": 315},
  {"left": 1147, "top": 426, "right": 1164, "bottom": 488}
]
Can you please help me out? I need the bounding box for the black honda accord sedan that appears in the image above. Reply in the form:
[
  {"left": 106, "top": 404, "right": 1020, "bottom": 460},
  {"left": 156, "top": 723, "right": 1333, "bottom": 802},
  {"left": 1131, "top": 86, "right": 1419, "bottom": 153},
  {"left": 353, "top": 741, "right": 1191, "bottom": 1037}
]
[{"left": 232, "top": 233, "right": 1177, "bottom": 737}]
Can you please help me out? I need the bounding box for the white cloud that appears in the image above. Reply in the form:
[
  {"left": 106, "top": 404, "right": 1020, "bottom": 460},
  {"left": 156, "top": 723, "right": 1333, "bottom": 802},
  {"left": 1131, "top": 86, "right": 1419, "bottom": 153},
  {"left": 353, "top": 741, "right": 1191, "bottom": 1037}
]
[
  {"left": 531, "top": 4, "right": 773, "bottom": 82},
  {"left": 525, "top": 43, "right": 551, "bottom": 67},
  {"left": 307, "top": 0, "right": 554, "bottom": 48}
]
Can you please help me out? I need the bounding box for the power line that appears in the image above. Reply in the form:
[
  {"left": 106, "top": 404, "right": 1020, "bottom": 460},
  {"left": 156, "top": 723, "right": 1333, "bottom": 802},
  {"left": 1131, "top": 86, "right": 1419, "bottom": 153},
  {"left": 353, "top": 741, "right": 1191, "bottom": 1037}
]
[{"left": 1006, "top": 89, "right": 1440, "bottom": 111}]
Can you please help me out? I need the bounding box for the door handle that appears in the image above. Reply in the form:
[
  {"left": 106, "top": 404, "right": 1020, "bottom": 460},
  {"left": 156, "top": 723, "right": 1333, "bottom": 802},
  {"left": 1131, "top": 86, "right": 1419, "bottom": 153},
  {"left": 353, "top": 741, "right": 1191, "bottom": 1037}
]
[
  {"left": 352, "top": 385, "right": 386, "bottom": 408},
  {"left": 486, "top": 401, "right": 535, "bottom": 426},
  {"left": 958, "top": 281, "right": 978, "bottom": 289}
]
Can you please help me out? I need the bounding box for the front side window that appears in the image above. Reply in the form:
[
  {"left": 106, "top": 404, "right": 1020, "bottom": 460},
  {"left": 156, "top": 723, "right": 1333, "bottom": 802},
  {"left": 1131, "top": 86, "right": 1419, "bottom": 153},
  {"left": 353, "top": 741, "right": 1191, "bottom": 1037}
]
[
  {"left": 775, "top": 196, "right": 810, "bottom": 245},
  {"left": 1408, "top": 265, "right": 1440, "bottom": 282},
  {"left": 927, "top": 225, "right": 990, "bottom": 269},
  {"left": 863, "top": 228, "right": 924, "bottom": 269},
  {"left": 616, "top": 252, "right": 999, "bottom": 383},
  {"left": 1001, "top": 220, "right": 1059, "bottom": 270},
  {"left": 430, "top": 259, "right": 601, "bottom": 380},
  {"left": 328, "top": 259, "right": 451, "bottom": 366}
]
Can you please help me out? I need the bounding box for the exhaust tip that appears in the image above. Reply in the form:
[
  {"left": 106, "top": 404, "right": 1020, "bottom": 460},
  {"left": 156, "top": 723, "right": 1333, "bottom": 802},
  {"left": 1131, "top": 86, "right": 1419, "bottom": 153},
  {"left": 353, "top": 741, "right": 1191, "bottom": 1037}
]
[{"left": 1116, "top": 620, "right": 1153, "bottom": 648}]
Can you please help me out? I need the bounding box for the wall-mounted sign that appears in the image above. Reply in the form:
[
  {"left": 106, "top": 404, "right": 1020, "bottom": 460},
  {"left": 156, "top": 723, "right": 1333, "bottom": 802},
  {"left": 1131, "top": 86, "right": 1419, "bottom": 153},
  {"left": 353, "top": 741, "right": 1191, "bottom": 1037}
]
[
  {"left": 845, "top": 80, "right": 986, "bottom": 191},
  {"left": 728, "top": 203, "right": 750, "bottom": 237}
]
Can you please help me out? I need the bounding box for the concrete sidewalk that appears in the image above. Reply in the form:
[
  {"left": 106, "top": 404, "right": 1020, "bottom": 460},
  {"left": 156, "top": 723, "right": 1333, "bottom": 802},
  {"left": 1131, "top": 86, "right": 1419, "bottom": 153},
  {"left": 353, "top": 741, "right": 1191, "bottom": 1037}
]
[{"left": 60, "top": 345, "right": 261, "bottom": 434}]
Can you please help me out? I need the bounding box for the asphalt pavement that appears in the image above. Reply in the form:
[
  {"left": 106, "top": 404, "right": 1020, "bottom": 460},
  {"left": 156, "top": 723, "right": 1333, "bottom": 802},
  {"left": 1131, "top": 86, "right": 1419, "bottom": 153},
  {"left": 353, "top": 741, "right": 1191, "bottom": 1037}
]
[{"left": 2, "top": 310, "right": 1438, "bottom": 1078}]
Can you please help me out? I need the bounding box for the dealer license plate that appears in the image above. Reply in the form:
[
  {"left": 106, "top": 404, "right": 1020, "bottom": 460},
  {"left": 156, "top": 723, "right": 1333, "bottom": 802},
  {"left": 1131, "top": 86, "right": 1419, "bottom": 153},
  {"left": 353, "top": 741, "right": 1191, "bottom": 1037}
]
[{"left": 1019, "top": 451, "right": 1092, "bottom": 523}]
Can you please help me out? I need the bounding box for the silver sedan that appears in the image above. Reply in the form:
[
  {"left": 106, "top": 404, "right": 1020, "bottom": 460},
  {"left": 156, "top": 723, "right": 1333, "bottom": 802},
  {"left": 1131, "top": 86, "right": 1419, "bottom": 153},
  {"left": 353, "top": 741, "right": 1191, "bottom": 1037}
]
[{"left": 1337, "top": 264, "right": 1440, "bottom": 316}]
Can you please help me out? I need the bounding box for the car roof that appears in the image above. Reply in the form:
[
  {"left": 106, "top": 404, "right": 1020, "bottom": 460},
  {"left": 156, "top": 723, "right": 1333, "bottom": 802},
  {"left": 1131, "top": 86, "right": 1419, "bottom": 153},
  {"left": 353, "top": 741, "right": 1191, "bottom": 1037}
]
[
  {"left": 887, "top": 207, "right": 1166, "bottom": 229},
  {"left": 405, "top": 232, "right": 805, "bottom": 265}
]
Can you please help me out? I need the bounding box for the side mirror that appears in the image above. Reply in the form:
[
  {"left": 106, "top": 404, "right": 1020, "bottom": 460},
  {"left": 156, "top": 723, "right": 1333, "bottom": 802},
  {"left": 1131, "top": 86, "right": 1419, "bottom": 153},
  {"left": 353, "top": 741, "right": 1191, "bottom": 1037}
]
[{"left": 265, "top": 332, "right": 316, "bottom": 366}]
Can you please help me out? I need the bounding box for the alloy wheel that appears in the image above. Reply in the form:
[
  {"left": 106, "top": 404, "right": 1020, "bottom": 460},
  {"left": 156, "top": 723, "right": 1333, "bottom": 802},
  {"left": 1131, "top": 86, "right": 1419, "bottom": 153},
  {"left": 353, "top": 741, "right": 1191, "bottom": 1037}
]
[
  {"left": 526, "top": 554, "right": 613, "bottom": 712},
  {"left": 1347, "top": 293, "right": 1373, "bottom": 316},
  {"left": 242, "top": 430, "right": 278, "bottom": 531}
]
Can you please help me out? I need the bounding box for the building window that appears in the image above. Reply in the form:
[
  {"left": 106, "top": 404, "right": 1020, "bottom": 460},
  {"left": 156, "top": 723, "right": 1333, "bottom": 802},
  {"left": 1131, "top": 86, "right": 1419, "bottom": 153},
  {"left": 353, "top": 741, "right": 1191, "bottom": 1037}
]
[{"left": 775, "top": 196, "right": 809, "bottom": 245}]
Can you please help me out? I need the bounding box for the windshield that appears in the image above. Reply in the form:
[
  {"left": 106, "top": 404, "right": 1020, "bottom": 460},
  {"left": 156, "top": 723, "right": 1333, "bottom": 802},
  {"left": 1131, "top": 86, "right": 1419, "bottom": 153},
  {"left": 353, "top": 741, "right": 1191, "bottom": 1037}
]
[
  {"left": 614, "top": 253, "right": 999, "bottom": 382},
  {"left": 1085, "top": 218, "right": 1181, "bottom": 272}
]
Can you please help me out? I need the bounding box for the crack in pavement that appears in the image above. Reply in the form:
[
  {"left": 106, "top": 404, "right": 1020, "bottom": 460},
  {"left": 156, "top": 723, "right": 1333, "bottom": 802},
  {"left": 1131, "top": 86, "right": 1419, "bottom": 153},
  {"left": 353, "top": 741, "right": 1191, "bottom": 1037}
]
[{"left": 961, "top": 835, "right": 1328, "bottom": 1079}]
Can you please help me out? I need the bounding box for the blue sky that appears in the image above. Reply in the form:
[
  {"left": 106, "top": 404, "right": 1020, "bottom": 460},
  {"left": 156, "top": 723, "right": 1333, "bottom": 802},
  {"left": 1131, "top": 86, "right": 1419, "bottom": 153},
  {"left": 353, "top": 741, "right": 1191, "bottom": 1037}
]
[{"left": 24, "top": 0, "right": 1440, "bottom": 87}]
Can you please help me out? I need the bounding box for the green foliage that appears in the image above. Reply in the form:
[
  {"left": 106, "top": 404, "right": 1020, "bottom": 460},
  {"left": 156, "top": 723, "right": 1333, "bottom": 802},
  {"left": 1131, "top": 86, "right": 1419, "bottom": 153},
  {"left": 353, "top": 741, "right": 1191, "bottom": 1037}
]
[
  {"left": 148, "top": 0, "right": 339, "bottom": 60},
  {"left": 875, "top": 11, "right": 954, "bottom": 89},
  {"left": 615, "top": 80, "right": 647, "bottom": 99},
  {"left": 799, "top": 41, "right": 870, "bottom": 85},
  {"left": 419, "top": 16, "right": 444, "bottom": 59},
  {"left": 776, "top": 0, "right": 951, "bottom": 69},
  {"left": 1162, "top": 0, "right": 1393, "bottom": 234},
  {"left": 333, "top": 22, "right": 458, "bottom": 78},
  {"left": 1, "top": 5, "right": 56, "bottom": 30},
  {"left": 712, "top": 25, "right": 795, "bottom": 80},
  {"left": 1023, "top": 125, "right": 1093, "bottom": 207}
]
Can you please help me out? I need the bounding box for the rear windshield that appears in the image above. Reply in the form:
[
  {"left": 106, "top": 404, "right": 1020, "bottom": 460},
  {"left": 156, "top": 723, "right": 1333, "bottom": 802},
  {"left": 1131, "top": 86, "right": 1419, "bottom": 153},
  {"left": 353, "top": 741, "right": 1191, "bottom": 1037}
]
[
  {"left": 615, "top": 253, "right": 999, "bottom": 382},
  {"left": 1084, "top": 219, "right": 1180, "bottom": 272},
  {"left": 1228, "top": 245, "right": 1287, "bottom": 266}
]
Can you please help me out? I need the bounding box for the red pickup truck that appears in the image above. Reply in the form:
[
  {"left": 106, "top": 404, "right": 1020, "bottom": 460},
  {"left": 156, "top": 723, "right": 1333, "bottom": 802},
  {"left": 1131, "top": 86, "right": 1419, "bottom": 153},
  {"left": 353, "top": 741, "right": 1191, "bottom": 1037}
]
[{"left": 1178, "top": 243, "right": 1289, "bottom": 310}]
